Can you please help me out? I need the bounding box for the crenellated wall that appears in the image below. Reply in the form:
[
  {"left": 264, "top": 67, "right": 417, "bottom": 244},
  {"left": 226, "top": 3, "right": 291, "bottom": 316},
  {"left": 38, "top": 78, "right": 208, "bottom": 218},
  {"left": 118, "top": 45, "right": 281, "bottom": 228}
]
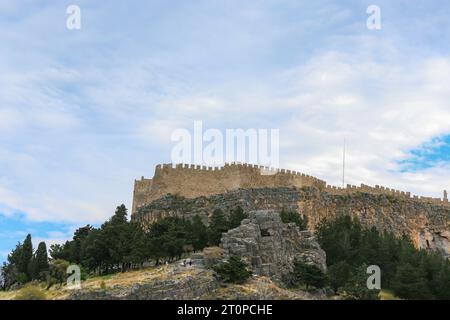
[
  {"left": 324, "top": 183, "right": 450, "bottom": 207},
  {"left": 132, "top": 163, "right": 326, "bottom": 213},
  {"left": 131, "top": 163, "right": 450, "bottom": 258},
  {"left": 133, "top": 163, "right": 449, "bottom": 215}
]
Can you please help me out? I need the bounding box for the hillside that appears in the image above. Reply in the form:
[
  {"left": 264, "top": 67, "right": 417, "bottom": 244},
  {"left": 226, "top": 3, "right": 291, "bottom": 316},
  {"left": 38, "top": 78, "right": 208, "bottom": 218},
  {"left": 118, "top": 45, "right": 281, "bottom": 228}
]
[{"left": 0, "top": 262, "right": 330, "bottom": 300}]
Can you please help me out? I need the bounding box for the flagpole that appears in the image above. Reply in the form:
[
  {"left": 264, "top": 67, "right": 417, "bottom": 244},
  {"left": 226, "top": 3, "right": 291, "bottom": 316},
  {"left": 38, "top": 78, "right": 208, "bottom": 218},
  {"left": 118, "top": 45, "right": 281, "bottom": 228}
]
[{"left": 342, "top": 138, "right": 346, "bottom": 188}]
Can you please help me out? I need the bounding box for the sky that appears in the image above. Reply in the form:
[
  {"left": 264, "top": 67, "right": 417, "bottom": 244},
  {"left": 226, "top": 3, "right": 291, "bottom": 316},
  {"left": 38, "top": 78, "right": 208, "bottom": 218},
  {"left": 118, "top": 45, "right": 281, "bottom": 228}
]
[{"left": 1, "top": 0, "right": 450, "bottom": 263}]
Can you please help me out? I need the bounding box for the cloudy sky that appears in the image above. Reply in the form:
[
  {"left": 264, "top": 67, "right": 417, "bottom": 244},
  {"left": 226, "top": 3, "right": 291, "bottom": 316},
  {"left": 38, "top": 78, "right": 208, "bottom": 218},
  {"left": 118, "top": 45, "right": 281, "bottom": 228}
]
[{"left": 1, "top": 0, "right": 450, "bottom": 262}]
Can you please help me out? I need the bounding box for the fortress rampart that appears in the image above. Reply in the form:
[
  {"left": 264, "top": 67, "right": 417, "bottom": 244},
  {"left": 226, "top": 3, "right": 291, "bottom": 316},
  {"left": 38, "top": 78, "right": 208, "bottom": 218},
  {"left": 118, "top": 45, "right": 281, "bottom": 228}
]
[
  {"left": 132, "top": 163, "right": 449, "bottom": 258},
  {"left": 132, "top": 163, "right": 326, "bottom": 213},
  {"left": 325, "top": 184, "right": 449, "bottom": 207},
  {"left": 133, "top": 163, "right": 449, "bottom": 214}
]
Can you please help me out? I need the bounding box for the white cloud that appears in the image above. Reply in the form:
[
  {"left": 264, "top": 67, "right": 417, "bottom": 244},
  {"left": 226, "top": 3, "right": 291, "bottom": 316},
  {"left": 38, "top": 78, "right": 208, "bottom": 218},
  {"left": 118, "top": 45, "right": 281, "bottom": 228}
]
[
  {"left": 0, "top": 108, "right": 24, "bottom": 132},
  {"left": 0, "top": 0, "right": 449, "bottom": 229},
  {"left": 271, "top": 54, "right": 450, "bottom": 196}
]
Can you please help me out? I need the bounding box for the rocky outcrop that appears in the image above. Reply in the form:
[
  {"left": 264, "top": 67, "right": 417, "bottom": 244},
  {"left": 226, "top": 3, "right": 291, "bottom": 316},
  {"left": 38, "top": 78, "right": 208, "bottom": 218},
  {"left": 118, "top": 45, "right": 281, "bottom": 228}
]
[
  {"left": 220, "top": 210, "right": 326, "bottom": 282},
  {"left": 67, "top": 265, "right": 327, "bottom": 300},
  {"left": 418, "top": 229, "right": 450, "bottom": 258},
  {"left": 69, "top": 268, "right": 219, "bottom": 300},
  {"left": 133, "top": 187, "right": 450, "bottom": 259}
]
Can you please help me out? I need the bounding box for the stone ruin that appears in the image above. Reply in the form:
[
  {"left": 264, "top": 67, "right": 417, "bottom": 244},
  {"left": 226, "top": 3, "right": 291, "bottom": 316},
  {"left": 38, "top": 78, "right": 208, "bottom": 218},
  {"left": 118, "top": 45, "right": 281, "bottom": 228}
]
[{"left": 219, "top": 210, "right": 327, "bottom": 282}]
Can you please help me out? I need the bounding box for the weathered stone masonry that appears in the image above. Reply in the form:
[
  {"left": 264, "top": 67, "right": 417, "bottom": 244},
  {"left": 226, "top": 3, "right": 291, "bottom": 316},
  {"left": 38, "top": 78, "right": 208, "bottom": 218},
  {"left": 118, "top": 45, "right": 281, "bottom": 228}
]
[
  {"left": 132, "top": 163, "right": 450, "bottom": 259},
  {"left": 132, "top": 163, "right": 326, "bottom": 213}
]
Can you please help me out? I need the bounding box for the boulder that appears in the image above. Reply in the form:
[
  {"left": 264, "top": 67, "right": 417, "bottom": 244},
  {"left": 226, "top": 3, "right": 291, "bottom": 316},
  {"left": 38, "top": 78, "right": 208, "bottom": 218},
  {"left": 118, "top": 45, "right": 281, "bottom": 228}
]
[{"left": 220, "top": 210, "right": 326, "bottom": 282}]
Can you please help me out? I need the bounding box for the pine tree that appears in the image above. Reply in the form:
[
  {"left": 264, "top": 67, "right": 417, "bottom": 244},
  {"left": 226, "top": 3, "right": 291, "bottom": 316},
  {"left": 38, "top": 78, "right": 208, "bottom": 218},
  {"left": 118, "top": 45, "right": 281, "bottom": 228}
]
[
  {"left": 81, "top": 228, "right": 108, "bottom": 274},
  {"left": 109, "top": 204, "right": 128, "bottom": 225},
  {"left": 191, "top": 215, "right": 208, "bottom": 251},
  {"left": 327, "top": 261, "right": 351, "bottom": 294},
  {"left": 316, "top": 215, "right": 362, "bottom": 266},
  {"left": 433, "top": 262, "right": 450, "bottom": 299},
  {"left": 213, "top": 256, "right": 252, "bottom": 284},
  {"left": 391, "top": 262, "right": 431, "bottom": 299},
  {"left": 71, "top": 225, "right": 93, "bottom": 263},
  {"left": 341, "top": 264, "right": 380, "bottom": 300},
  {"left": 229, "top": 206, "right": 248, "bottom": 229},
  {"left": 292, "top": 259, "right": 327, "bottom": 289},
  {"left": 208, "top": 209, "right": 229, "bottom": 246},
  {"left": 2, "top": 242, "right": 23, "bottom": 288}
]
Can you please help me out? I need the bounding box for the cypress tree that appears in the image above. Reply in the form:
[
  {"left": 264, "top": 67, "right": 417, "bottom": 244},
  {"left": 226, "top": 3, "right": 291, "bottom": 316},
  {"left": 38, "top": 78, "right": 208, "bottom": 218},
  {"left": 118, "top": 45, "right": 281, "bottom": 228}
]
[
  {"left": 32, "top": 242, "right": 49, "bottom": 280},
  {"left": 20, "top": 234, "right": 33, "bottom": 281}
]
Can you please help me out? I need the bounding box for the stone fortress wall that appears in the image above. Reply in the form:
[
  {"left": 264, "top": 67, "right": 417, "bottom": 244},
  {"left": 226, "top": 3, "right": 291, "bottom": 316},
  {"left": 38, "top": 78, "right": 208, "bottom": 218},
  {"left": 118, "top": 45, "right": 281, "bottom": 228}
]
[
  {"left": 133, "top": 163, "right": 449, "bottom": 214},
  {"left": 325, "top": 184, "right": 449, "bottom": 207},
  {"left": 132, "top": 163, "right": 326, "bottom": 213},
  {"left": 132, "top": 163, "right": 450, "bottom": 259}
]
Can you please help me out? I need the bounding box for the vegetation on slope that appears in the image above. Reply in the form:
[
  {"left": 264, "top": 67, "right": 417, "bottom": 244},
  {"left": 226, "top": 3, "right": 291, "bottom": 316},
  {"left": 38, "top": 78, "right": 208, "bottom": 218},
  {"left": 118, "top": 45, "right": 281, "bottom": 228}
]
[
  {"left": 1, "top": 204, "right": 248, "bottom": 291},
  {"left": 316, "top": 215, "right": 450, "bottom": 300},
  {"left": 1, "top": 203, "right": 449, "bottom": 300}
]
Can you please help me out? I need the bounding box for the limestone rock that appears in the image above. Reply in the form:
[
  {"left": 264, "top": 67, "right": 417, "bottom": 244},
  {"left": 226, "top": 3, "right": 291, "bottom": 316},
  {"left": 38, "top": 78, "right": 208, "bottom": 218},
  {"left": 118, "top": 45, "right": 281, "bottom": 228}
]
[
  {"left": 219, "top": 210, "right": 326, "bottom": 282},
  {"left": 133, "top": 186, "right": 449, "bottom": 259},
  {"left": 69, "top": 268, "right": 219, "bottom": 300}
]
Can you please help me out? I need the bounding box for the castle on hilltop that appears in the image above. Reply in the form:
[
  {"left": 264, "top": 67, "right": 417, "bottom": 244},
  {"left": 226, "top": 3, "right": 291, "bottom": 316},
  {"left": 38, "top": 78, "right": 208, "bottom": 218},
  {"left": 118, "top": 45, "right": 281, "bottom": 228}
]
[
  {"left": 132, "top": 163, "right": 326, "bottom": 214},
  {"left": 132, "top": 162, "right": 449, "bottom": 214},
  {"left": 132, "top": 163, "right": 449, "bottom": 259}
]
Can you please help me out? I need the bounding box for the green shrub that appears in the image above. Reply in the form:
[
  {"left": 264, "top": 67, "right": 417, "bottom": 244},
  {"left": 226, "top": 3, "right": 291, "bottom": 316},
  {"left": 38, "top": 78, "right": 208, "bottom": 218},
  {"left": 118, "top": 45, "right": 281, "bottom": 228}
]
[
  {"left": 16, "top": 273, "right": 29, "bottom": 285},
  {"left": 327, "top": 261, "right": 351, "bottom": 293},
  {"left": 280, "top": 209, "right": 308, "bottom": 230},
  {"left": 290, "top": 259, "right": 327, "bottom": 289},
  {"left": 213, "top": 256, "right": 252, "bottom": 284}
]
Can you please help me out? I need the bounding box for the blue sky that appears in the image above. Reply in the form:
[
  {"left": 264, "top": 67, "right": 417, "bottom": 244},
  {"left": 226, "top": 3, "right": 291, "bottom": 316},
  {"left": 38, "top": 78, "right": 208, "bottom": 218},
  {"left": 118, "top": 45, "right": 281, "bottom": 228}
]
[{"left": 1, "top": 0, "right": 450, "bottom": 262}]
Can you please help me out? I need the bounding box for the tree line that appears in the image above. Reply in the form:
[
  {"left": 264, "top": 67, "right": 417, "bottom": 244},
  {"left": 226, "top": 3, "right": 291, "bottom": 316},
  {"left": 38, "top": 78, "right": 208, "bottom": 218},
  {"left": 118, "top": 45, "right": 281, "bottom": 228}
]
[
  {"left": 1, "top": 235, "right": 49, "bottom": 289},
  {"left": 2, "top": 205, "right": 449, "bottom": 300},
  {"left": 1, "top": 205, "right": 248, "bottom": 289},
  {"left": 315, "top": 215, "right": 450, "bottom": 299}
]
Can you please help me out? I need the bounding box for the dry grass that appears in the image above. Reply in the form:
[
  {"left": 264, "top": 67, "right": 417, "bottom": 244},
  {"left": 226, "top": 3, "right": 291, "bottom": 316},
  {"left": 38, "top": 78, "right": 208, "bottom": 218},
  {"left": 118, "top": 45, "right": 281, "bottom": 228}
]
[
  {"left": 0, "top": 283, "right": 71, "bottom": 300},
  {"left": 203, "top": 246, "right": 224, "bottom": 259},
  {"left": 0, "top": 264, "right": 203, "bottom": 300},
  {"left": 379, "top": 289, "right": 401, "bottom": 300},
  {"left": 212, "top": 276, "right": 315, "bottom": 300}
]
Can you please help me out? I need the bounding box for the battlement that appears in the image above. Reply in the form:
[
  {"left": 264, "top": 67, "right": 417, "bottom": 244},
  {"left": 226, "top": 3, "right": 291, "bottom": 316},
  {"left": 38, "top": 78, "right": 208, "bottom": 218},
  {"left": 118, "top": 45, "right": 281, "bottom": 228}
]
[
  {"left": 132, "top": 162, "right": 326, "bottom": 213},
  {"left": 153, "top": 162, "right": 325, "bottom": 182},
  {"left": 132, "top": 163, "right": 449, "bottom": 214},
  {"left": 325, "top": 183, "right": 450, "bottom": 207}
]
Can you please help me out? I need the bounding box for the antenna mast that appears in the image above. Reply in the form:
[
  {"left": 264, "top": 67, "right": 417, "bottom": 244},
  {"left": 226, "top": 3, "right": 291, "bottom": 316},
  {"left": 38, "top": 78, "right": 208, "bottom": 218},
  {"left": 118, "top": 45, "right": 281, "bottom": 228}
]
[{"left": 342, "top": 138, "right": 346, "bottom": 188}]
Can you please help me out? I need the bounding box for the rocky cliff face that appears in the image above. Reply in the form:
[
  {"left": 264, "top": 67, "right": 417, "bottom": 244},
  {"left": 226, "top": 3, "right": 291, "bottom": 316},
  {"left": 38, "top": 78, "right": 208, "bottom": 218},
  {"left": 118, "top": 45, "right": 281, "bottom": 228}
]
[
  {"left": 220, "top": 210, "right": 326, "bottom": 282},
  {"left": 133, "top": 187, "right": 450, "bottom": 259}
]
